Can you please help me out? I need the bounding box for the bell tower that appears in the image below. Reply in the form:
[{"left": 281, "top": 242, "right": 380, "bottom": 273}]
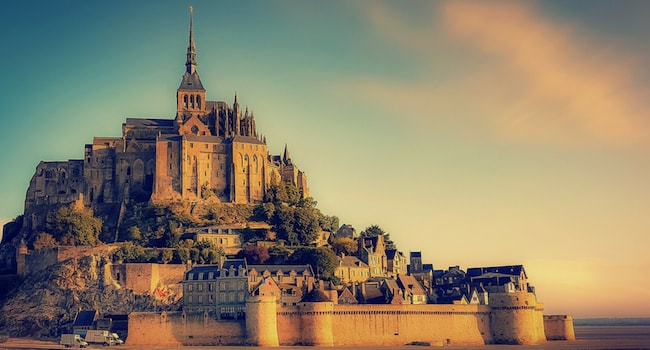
[{"left": 176, "top": 6, "right": 206, "bottom": 123}]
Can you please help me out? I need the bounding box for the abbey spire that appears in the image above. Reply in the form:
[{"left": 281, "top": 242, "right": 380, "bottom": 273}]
[
  {"left": 177, "top": 6, "right": 206, "bottom": 121},
  {"left": 185, "top": 5, "right": 197, "bottom": 75}
]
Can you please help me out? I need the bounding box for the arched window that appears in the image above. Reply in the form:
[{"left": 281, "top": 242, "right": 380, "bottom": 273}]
[
  {"left": 196, "top": 95, "right": 201, "bottom": 109},
  {"left": 183, "top": 95, "right": 188, "bottom": 109},
  {"left": 190, "top": 95, "right": 195, "bottom": 109},
  {"left": 253, "top": 155, "right": 258, "bottom": 173}
]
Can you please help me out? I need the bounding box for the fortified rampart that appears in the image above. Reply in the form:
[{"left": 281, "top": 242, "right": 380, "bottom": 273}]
[
  {"left": 128, "top": 291, "right": 572, "bottom": 346},
  {"left": 128, "top": 311, "right": 245, "bottom": 346},
  {"left": 544, "top": 315, "right": 576, "bottom": 340}
]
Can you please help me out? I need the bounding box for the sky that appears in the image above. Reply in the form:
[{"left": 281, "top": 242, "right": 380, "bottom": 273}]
[{"left": 1, "top": 0, "right": 649, "bottom": 318}]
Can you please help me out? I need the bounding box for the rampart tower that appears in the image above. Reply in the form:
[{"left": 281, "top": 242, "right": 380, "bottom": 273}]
[{"left": 488, "top": 292, "right": 547, "bottom": 345}]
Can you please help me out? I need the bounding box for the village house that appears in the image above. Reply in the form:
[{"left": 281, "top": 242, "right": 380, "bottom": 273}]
[
  {"left": 183, "top": 259, "right": 315, "bottom": 318},
  {"left": 357, "top": 235, "right": 387, "bottom": 277},
  {"left": 335, "top": 255, "right": 370, "bottom": 284},
  {"left": 386, "top": 249, "right": 407, "bottom": 277}
]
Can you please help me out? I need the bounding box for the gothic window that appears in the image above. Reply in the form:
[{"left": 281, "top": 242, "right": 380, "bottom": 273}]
[
  {"left": 197, "top": 95, "right": 201, "bottom": 108},
  {"left": 184, "top": 95, "right": 188, "bottom": 109},
  {"left": 190, "top": 95, "right": 195, "bottom": 108},
  {"left": 253, "top": 155, "right": 258, "bottom": 173}
]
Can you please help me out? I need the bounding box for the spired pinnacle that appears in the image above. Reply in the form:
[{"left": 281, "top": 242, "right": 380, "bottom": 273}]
[{"left": 186, "top": 5, "right": 197, "bottom": 74}]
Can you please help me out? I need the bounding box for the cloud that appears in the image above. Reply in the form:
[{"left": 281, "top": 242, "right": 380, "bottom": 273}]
[{"left": 351, "top": 1, "right": 650, "bottom": 146}]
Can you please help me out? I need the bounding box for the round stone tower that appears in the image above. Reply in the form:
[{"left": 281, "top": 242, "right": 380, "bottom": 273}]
[
  {"left": 299, "top": 289, "right": 334, "bottom": 346},
  {"left": 489, "top": 292, "right": 546, "bottom": 345},
  {"left": 245, "top": 293, "right": 279, "bottom": 346},
  {"left": 16, "top": 239, "right": 28, "bottom": 275}
]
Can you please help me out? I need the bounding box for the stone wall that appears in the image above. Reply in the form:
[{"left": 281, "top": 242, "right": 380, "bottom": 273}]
[
  {"left": 127, "top": 311, "right": 245, "bottom": 346},
  {"left": 323, "top": 304, "right": 489, "bottom": 346},
  {"left": 111, "top": 263, "right": 185, "bottom": 299},
  {"left": 127, "top": 292, "right": 569, "bottom": 347}
]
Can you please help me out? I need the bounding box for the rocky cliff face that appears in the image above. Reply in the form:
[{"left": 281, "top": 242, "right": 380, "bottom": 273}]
[{"left": 0, "top": 250, "right": 180, "bottom": 338}]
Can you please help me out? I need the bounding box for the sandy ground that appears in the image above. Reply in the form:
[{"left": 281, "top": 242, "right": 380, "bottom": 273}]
[{"left": 2, "top": 326, "right": 649, "bottom": 350}]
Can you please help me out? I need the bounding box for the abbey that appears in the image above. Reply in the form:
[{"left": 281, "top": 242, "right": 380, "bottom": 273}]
[{"left": 22, "top": 9, "right": 308, "bottom": 231}]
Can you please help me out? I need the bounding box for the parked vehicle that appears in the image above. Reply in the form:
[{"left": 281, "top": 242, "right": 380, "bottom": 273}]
[
  {"left": 60, "top": 334, "right": 88, "bottom": 348},
  {"left": 84, "top": 329, "right": 114, "bottom": 346},
  {"left": 109, "top": 332, "right": 124, "bottom": 345}
]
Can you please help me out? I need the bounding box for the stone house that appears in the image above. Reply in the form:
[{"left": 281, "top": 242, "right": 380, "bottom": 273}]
[
  {"left": 386, "top": 249, "right": 407, "bottom": 277},
  {"left": 357, "top": 235, "right": 387, "bottom": 277},
  {"left": 335, "top": 255, "right": 370, "bottom": 284}
]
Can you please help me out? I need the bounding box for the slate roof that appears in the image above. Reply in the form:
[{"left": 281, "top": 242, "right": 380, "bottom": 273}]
[
  {"left": 337, "top": 287, "right": 358, "bottom": 304},
  {"left": 178, "top": 71, "right": 205, "bottom": 91},
  {"left": 248, "top": 264, "right": 314, "bottom": 276},
  {"left": 231, "top": 135, "right": 265, "bottom": 145},
  {"left": 73, "top": 310, "right": 97, "bottom": 328},
  {"left": 301, "top": 289, "right": 331, "bottom": 303},
  {"left": 466, "top": 265, "right": 526, "bottom": 278},
  {"left": 124, "top": 118, "right": 175, "bottom": 127},
  {"left": 397, "top": 275, "right": 426, "bottom": 296},
  {"left": 183, "top": 134, "right": 223, "bottom": 143},
  {"left": 339, "top": 256, "right": 368, "bottom": 268},
  {"left": 361, "top": 284, "right": 386, "bottom": 304},
  {"left": 184, "top": 260, "right": 248, "bottom": 280}
]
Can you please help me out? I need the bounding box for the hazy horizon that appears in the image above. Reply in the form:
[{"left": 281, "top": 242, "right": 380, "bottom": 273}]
[{"left": 1, "top": 1, "right": 649, "bottom": 318}]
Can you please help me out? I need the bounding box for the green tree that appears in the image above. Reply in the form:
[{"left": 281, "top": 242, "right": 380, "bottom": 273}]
[
  {"left": 360, "top": 225, "right": 396, "bottom": 250},
  {"left": 175, "top": 247, "right": 190, "bottom": 263},
  {"left": 51, "top": 205, "right": 103, "bottom": 246},
  {"left": 293, "top": 207, "right": 320, "bottom": 245},
  {"left": 113, "top": 242, "right": 146, "bottom": 262},
  {"left": 331, "top": 237, "right": 358, "bottom": 256},
  {"left": 273, "top": 205, "right": 296, "bottom": 244},
  {"left": 268, "top": 245, "right": 290, "bottom": 264},
  {"left": 159, "top": 249, "right": 173, "bottom": 264},
  {"left": 319, "top": 215, "right": 340, "bottom": 233},
  {"left": 236, "top": 243, "right": 270, "bottom": 264},
  {"left": 32, "top": 232, "right": 57, "bottom": 251},
  {"left": 128, "top": 226, "right": 142, "bottom": 241},
  {"left": 288, "top": 247, "right": 339, "bottom": 281}
]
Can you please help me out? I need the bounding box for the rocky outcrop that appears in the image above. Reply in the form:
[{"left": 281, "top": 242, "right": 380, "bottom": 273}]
[{"left": 0, "top": 251, "right": 180, "bottom": 338}]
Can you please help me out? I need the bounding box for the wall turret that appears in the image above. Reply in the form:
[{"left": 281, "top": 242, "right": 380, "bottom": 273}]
[
  {"left": 299, "top": 289, "right": 334, "bottom": 346},
  {"left": 245, "top": 278, "right": 279, "bottom": 346}
]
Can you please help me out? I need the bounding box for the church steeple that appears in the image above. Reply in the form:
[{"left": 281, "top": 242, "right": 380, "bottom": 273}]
[
  {"left": 186, "top": 5, "right": 197, "bottom": 75},
  {"left": 283, "top": 144, "right": 292, "bottom": 165},
  {"left": 176, "top": 6, "right": 206, "bottom": 123}
]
